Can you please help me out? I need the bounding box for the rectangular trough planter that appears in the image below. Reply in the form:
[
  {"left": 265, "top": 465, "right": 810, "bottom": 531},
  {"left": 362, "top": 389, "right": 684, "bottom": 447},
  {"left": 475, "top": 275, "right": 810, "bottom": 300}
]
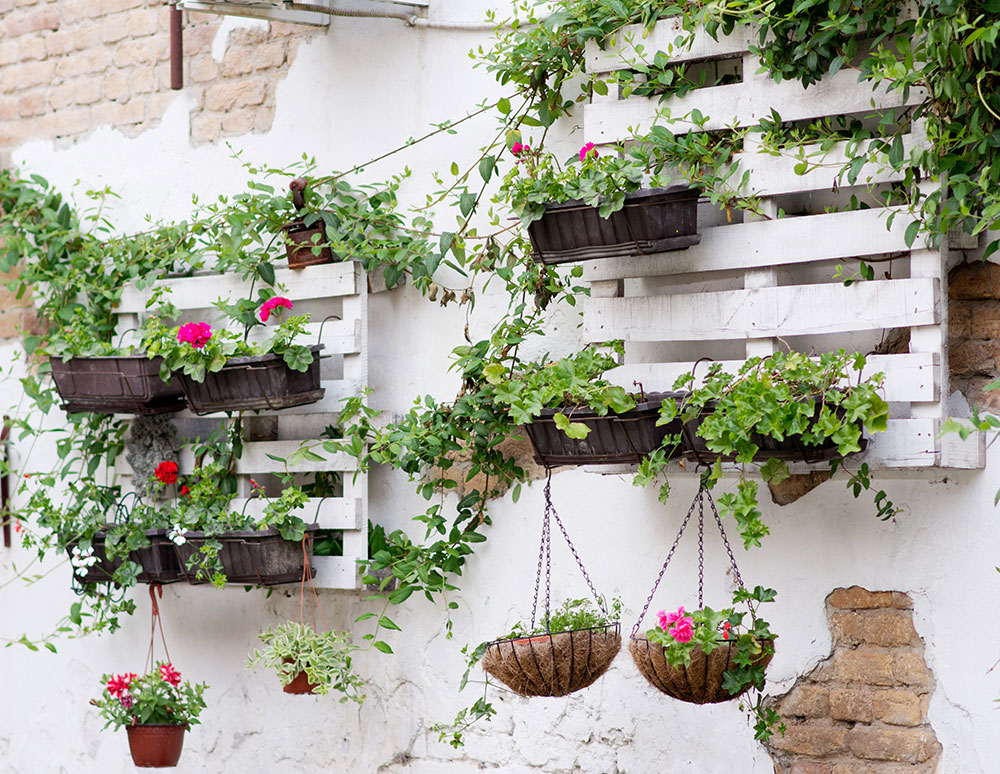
[
  {"left": 525, "top": 392, "right": 685, "bottom": 466},
  {"left": 527, "top": 185, "right": 700, "bottom": 265},
  {"left": 176, "top": 345, "right": 325, "bottom": 415},
  {"left": 50, "top": 355, "right": 186, "bottom": 415},
  {"left": 69, "top": 529, "right": 184, "bottom": 585},
  {"left": 172, "top": 527, "right": 317, "bottom": 586}
]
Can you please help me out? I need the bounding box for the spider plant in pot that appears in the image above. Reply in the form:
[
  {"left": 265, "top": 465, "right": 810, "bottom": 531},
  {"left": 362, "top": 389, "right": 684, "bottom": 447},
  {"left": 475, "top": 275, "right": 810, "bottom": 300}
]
[{"left": 247, "top": 621, "right": 366, "bottom": 701}]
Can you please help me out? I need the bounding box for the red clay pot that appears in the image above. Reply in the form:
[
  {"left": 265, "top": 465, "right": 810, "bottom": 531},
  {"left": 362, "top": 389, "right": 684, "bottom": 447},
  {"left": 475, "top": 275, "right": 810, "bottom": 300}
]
[
  {"left": 125, "top": 723, "right": 186, "bottom": 768},
  {"left": 283, "top": 669, "right": 320, "bottom": 695}
]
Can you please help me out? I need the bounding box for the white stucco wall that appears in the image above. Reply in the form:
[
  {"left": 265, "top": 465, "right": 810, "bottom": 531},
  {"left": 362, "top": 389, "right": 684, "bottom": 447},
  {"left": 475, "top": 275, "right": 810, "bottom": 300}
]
[{"left": 2, "top": 3, "right": 999, "bottom": 772}]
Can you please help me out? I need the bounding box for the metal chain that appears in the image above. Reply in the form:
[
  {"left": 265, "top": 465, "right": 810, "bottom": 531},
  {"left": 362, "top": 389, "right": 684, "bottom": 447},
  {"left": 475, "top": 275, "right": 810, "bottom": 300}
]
[
  {"left": 530, "top": 473, "right": 552, "bottom": 631},
  {"left": 549, "top": 495, "right": 608, "bottom": 618},
  {"left": 704, "top": 486, "right": 746, "bottom": 591},
  {"left": 630, "top": 486, "right": 701, "bottom": 636},
  {"left": 697, "top": 492, "right": 705, "bottom": 610}
]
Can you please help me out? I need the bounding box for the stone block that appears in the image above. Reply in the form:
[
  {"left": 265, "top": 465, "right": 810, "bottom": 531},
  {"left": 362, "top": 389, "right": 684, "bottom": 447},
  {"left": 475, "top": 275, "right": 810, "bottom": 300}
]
[
  {"left": 971, "top": 300, "right": 1000, "bottom": 339},
  {"left": 221, "top": 109, "right": 254, "bottom": 134},
  {"left": 847, "top": 726, "right": 939, "bottom": 763},
  {"left": 949, "top": 263, "right": 998, "bottom": 299},
  {"left": 189, "top": 55, "right": 218, "bottom": 83},
  {"left": 948, "top": 339, "right": 999, "bottom": 376},
  {"left": 0, "top": 41, "right": 18, "bottom": 65},
  {"left": 44, "top": 29, "right": 74, "bottom": 57},
  {"left": 779, "top": 684, "right": 830, "bottom": 719},
  {"left": 103, "top": 69, "right": 130, "bottom": 101},
  {"left": 3, "top": 60, "right": 56, "bottom": 90},
  {"left": 830, "top": 610, "right": 919, "bottom": 648},
  {"left": 4, "top": 7, "right": 59, "bottom": 37},
  {"left": 48, "top": 83, "right": 76, "bottom": 110},
  {"left": 252, "top": 105, "right": 275, "bottom": 133},
  {"left": 17, "top": 35, "right": 45, "bottom": 61},
  {"left": 102, "top": 12, "right": 129, "bottom": 43},
  {"left": 190, "top": 113, "right": 220, "bottom": 144},
  {"left": 767, "top": 724, "right": 849, "bottom": 757},
  {"left": 74, "top": 76, "right": 103, "bottom": 105},
  {"left": 816, "top": 650, "right": 895, "bottom": 686},
  {"left": 253, "top": 41, "right": 286, "bottom": 70},
  {"left": 0, "top": 97, "right": 18, "bottom": 121},
  {"left": 133, "top": 65, "right": 156, "bottom": 94},
  {"left": 53, "top": 107, "right": 91, "bottom": 137},
  {"left": 128, "top": 8, "right": 160, "bottom": 37},
  {"left": 789, "top": 763, "right": 832, "bottom": 774},
  {"left": 220, "top": 46, "right": 256, "bottom": 77},
  {"left": 827, "top": 587, "right": 895, "bottom": 610},
  {"left": 72, "top": 22, "right": 101, "bottom": 50},
  {"left": 829, "top": 687, "right": 873, "bottom": 722},
  {"left": 113, "top": 38, "right": 159, "bottom": 67},
  {"left": 204, "top": 79, "right": 265, "bottom": 111},
  {"left": 873, "top": 689, "right": 923, "bottom": 726},
  {"left": 892, "top": 652, "right": 934, "bottom": 688}
]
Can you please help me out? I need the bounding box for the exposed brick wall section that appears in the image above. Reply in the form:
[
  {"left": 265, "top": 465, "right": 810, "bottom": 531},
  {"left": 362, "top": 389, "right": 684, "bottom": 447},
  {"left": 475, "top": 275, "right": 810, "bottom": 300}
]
[
  {"left": 765, "top": 587, "right": 941, "bottom": 774},
  {"left": 0, "top": 0, "right": 321, "bottom": 155},
  {"left": 949, "top": 262, "right": 1000, "bottom": 411}
]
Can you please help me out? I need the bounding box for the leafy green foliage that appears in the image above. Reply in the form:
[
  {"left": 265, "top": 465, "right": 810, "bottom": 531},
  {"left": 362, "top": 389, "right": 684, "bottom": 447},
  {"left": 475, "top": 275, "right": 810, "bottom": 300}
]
[
  {"left": 91, "top": 663, "right": 208, "bottom": 731},
  {"left": 499, "top": 596, "right": 622, "bottom": 640}
]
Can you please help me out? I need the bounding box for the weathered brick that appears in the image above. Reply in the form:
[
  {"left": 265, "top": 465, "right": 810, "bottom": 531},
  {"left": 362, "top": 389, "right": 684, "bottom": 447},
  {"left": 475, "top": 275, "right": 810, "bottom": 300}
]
[
  {"left": 102, "top": 69, "right": 131, "bottom": 101},
  {"left": 73, "top": 76, "right": 103, "bottom": 105},
  {"left": 53, "top": 107, "right": 91, "bottom": 137},
  {"left": 828, "top": 587, "right": 895, "bottom": 610},
  {"left": 815, "top": 650, "right": 895, "bottom": 686},
  {"left": 970, "top": 300, "right": 1000, "bottom": 340},
  {"left": 128, "top": 8, "right": 160, "bottom": 37},
  {"left": 102, "top": 12, "right": 130, "bottom": 43},
  {"left": 949, "top": 299, "right": 973, "bottom": 339},
  {"left": 789, "top": 763, "right": 832, "bottom": 774},
  {"left": 3, "top": 7, "right": 59, "bottom": 37},
  {"left": 221, "top": 109, "right": 254, "bottom": 134},
  {"left": 3, "top": 60, "right": 56, "bottom": 90},
  {"left": 830, "top": 610, "right": 918, "bottom": 648},
  {"left": 113, "top": 38, "right": 160, "bottom": 67},
  {"left": 948, "top": 339, "right": 1000, "bottom": 376},
  {"left": 220, "top": 46, "right": 256, "bottom": 76},
  {"left": 17, "top": 35, "right": 46, "bottom": 61},
  {"left": 204, "top": 79, "right": 265, "bottom": 111},
  {"left": 189, "top": 55, "right": 219, "bottom": 83},
  {"left": 847, "top": 726, "right": 939, "bottom": 763},
  {"left": 17, "top": 90, "right": 45, "bottom": 116},
  {"left": 779, "top": 684, "right": 830, "bottom": 718},
  {"left": 58, "top": 48, "right": 112, "bottom": 77},
  {"left": 44, "top": 29, "right": 75, "bottom": 57},
  {"left": 767, "top": 724, "right": 849, "bottom": 757},
  {"left": 949, "top": 262, "right": 999, "bottom": 300},
  {"left": 190, "top": 113, "right": 220, "bottom": 144},
  {"left": 873, "top": 689, "right": 924, "bottom": 726},
  {"left": 253, "top": 41, "right": 286, "bottom": 70},
  {"left": 252, "top": 105, "right": 275, "bottom": 133},
  {"left": 0, "top": 41, "right": 18, "bottom": 65},
  {"left": 133, "top": 64, "right": 157, "bottom": 94},
  {"left": 892, "top": 652, "right": 934, "bottom": 687},
  {"left": 47, "top": 83, "right": 77, "bottom": 111},
  {"left": 829, "top": 687, "right": 873, "bottom": 722},
  {"left": 72, "top": 21, "right": 100, "bottom": 50},
  {"left": 91, "top": 98, "right": 143, "bottom": 127}
]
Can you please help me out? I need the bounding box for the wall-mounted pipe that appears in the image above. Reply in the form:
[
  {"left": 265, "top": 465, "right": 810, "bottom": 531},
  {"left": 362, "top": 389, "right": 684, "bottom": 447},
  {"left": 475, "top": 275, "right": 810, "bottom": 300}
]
[{"left": 170, "top": 5, "right": 183, "bottom": 90}]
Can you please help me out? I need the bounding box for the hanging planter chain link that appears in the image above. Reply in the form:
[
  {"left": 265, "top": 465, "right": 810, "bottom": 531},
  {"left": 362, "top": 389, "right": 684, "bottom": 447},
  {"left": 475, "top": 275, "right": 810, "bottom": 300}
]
[
  {"left": 630, "top": 475, "right": 746, "bottom": 637},
  {"left": 530, "top": 470, "right": 609, "bottom": 632}
]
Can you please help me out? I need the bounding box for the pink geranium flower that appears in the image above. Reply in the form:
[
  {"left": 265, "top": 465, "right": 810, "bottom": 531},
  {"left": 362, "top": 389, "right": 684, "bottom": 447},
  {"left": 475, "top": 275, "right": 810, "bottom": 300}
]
[
  {"left": 658, "top": 606, "right": 695, "bottom": 643},
  {"left": 579, "top": 142, "right": 599, "bottom": 162},
  {"left": 259, "top": 296, "right": 293, "bottom": 322},
  {"left": 176, "top": 321, "right": 212, "bottom": 349}
]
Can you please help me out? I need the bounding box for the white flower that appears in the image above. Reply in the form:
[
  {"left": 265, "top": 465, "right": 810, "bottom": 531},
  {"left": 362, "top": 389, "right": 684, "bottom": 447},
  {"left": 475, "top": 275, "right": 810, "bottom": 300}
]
[
  {"left": 70, "top": 545, "right": 98, "bottom": 577},
  {"left": 168, "top": 525, "right": 187, "bottom": 546}
]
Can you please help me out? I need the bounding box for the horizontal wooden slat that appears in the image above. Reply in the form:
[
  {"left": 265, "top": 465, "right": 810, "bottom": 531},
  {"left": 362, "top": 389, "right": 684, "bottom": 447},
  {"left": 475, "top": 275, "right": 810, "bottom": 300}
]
[
  {"left": 608, "top": 353, "right": 939, "bottom": 404},
  {"left": 311, "top": 556, "right": 360, "bottom": 590},
  {"left": 583, "top": 278, "right": 939, "bottom": 342},
  {"left": 585, "top": 69, "right": 927, "bottom": 139},
  {"left": 586, "top": 19, "right": 755, "bottom": 72},
  {"left": 116, "top": 261, "right": 360, "bottom": 314},
  {"left": 245, "top": 319, "right": 360, "bottom": 355},
  {"left": 581, "top": 208, "right": 911, "bottom": 282},
  {"left": 233, "top": 496, "right": 362, "bottom": 530},
  {"left": 234, "top": 442, "right": 357, "bottom": 474}
]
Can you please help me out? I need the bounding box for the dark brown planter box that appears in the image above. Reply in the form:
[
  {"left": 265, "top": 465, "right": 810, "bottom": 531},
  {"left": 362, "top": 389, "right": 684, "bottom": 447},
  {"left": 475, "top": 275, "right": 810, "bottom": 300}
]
[
  {"left": 176, "top": 345, "right": 324, "bottom": 415},
  {"left": 681, "top": 402, "right": 866, "bottom": 464},
  {"left": 524, "top": 392, "right": 685, "bottom": 466},
  {"left": 527, "top": 185, "right": 700, "bottom": 265},
  {"left": 50, "top": 355, "right": 186, "bottom": 415},
  {"left": 172, "top": 527, "right": 316, "bottom": 586},
  {"left": 629, "top": 636, "right": 774, "bottom": 704},
  {"left": 282, "top": 218, "right": 336, "bottom": 269},
  {"left": 68, "top": 529, "right": 184, "bottom": 585}
]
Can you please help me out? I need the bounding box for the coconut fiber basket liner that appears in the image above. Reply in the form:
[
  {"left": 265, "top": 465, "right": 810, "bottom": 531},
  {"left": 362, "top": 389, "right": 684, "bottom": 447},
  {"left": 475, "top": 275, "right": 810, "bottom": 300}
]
[
  {"left": 629, "top": 636, "right": 774, "bottom": 704},
  {"left": 527, "top": 185, "right": 701, "bottom": 265},
  {"left": 172, "top": 527, "right": 317, "bottom": 585},
  {"left": 525, "top": 391, "right": 686, "bottom": 466},
  {"left": 69, "top": 529, "right": 184, "bottom": 585},
  {"left": 176, "top": 344, "right": 324, "bottom": 415},
  {"left": 50, "top": 355, "right": 186, "bottom": 415},
  {"left": 482, "top": 624, "right": 622, "bottom": 697}
]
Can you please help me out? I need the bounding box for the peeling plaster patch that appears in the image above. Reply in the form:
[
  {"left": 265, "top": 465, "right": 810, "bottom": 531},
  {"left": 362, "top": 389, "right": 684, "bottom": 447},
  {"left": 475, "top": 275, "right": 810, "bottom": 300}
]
[{"left": 212, "top": 16, "right": 270, "bottom": 61}]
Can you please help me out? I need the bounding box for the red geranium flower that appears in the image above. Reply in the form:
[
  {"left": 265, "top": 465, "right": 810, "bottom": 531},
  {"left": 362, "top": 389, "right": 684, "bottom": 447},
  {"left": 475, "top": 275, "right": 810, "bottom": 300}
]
[
  {"left": 179, "top": 485, "right": 190, "bottom": 496},
  {"left": 159, "top": 662, "right": 181, "bottom": 687},
  {"left": 154, "top": 461, "right": 178, "bottom": 485}
]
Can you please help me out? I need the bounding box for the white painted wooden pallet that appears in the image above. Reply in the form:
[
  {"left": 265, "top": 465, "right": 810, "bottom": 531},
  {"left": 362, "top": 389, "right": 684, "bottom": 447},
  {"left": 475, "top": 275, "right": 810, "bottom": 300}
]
[
  {"left": 579, "top": 18, "right": 983, "bottom": 470},
  {"left": 115, "top": 261, "right": 370, "bottom": 589}
]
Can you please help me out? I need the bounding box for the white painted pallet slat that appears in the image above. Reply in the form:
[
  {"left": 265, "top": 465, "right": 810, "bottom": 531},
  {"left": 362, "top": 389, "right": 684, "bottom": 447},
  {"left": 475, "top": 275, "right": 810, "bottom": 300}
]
[
  {"left": 585, "top": 19, "right": 755, "bottom": 72},
  {"left": 608, "top": 352, "right": 939, "bottom": 404},
  {"left": 581, "top": 208, "right": 910, "bottom": 282},
  {"left": 244, "top": 318, "right": 361, "bottom": 355},
  {"left": 117, "top": 262, "right": 361, "bottom": 314},
  {"left": 583, "top": 278, "right": 939, "bottom": 342},
  {"left": 311, "top": 556, "right": 361, "bottom": 590},
  {"left": 233, "top": 496, "right": 362, "bottom": 530},
  {"left": 585, "top": 69, "right": 927, "bottom": 139}
]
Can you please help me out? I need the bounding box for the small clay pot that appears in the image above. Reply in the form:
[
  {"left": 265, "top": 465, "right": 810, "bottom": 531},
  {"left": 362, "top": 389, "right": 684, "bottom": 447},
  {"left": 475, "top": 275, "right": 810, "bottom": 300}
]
[
  {"left": 282, "top": 660, "right": 320, "bottom": 695},
  {"left": 282, "top": 219, "right": 334, "bottom": 268},
  {"left": 125, "top": 723, "right": 186, "bottom": 768}
]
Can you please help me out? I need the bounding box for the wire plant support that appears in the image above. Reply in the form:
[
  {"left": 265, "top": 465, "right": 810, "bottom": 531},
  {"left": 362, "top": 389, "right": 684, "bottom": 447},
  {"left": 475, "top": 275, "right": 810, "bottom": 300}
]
[{"left": 480, "top": 472, "right": 621, "bottom": 698}]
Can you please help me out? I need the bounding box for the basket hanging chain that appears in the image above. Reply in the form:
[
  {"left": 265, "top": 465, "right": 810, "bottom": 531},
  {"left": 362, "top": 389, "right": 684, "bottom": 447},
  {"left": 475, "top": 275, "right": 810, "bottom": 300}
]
[
  {"left": 704, "top": 485, "right": 746, "bottom": 591},
  {"left": 697, "top": 492, "right": 705, "bottom": 610},
  {"left": 529, "top": 474, "right": 553, "bottom": 631},
  {"left": 630, "top": 485, "right": 701, "bottom": 637},
  {"left": 548, "top": 487, "right": 609, "bottom": 619}
]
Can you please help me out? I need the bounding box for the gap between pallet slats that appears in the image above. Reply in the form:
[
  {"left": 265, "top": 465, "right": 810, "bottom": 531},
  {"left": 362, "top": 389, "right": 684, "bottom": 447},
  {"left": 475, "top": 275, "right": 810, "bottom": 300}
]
[{"left": 233, "top": 496, "right": 362, "bottom": 530}]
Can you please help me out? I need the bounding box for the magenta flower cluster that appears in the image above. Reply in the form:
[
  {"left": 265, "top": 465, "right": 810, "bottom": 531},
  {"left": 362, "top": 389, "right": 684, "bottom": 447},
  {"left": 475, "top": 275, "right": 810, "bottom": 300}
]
[
  {"left": 176, "top": 321, "right": 212, "bottom": 349},
  {"left": 579, "top": 142, "right": 599, "bottom": 162},
  {"left": 511, "top": 141, "right": 530, "bottom": 157},
  {"left": 259, "top": 296, "right": 293, "bottom": 322},
  {"left": 657, "top": 606, "right": 694, "bottom": 643}
]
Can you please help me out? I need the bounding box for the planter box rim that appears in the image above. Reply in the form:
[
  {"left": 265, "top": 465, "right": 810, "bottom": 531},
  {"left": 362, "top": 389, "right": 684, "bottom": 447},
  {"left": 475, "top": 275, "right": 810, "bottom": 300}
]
[
  {"left": 179, "top": 524, "right": 319, "bottom": 540},
  {"left": 535, "top": 390, "right": 687, "bottom": 421},
  {"left": 222, "top": 343, "right": 324, "bottom": 368},
  {"left": 540, "top": 184, "right": 700, "bottom": 214}
]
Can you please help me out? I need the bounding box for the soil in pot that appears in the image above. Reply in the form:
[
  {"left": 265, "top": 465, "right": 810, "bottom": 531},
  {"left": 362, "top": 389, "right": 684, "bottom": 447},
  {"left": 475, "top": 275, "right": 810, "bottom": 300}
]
[
  {"left": 525, "top": 392, "right": 685, "bottom": 466},
  {"left": 528, "top": 185, "right": 700, "bottom": 265},
  {"left": 282, "top": 219, "right": 335, "bottom": 268},
  {"left": 628, "top": 636, "right": 775, "bottom": 704},
  {"left": 50, "top": 356, "right": 186, "bottom": 415},
  {"left": 481, "top": 624, "right": 621, "bottom": 697},
  {"left": 125, "top": 723, "right": 186, "bottom": 768},
  {"left": 176, "top": 345, "right": 325, "bottom": 415}
]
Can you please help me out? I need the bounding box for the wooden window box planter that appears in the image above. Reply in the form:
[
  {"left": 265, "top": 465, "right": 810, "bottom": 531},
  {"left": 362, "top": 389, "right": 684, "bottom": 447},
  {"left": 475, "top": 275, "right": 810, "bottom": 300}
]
[
  {"left": 528, "top": 186, "right": 700, "bottom": 265},
  {"left": 50, "top": 356, "right": 186, "bottom": 415},
  {"left": 172, "top": 527, "right": 316, "bottom": 586},
  {"left": 69, "top": 529, "right": 184, "bottom": 585}
]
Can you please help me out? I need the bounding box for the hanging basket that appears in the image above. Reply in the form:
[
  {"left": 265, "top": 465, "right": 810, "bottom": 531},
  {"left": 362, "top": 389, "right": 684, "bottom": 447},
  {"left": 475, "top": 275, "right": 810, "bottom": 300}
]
[
  {"left": 525, "top": 392, "right": 685, "bottom": 466},
  {"left": 482, "top": 624, "right": 621, "bottom": 697},
  {"left": 528, "top": 186, "right": 701, "bottom": 265},
  {"left": 629, "top": 636, "right": 775, "bottom": 704},
  {"left": 125, "top": 723, "right": 186, "bottom": 768},
  {"left": 69, "top": 529, "right": 184, "bottom": 585},
  {"left": 176, "top": 345, "right": 325, "bottom": 415},
  {"left": 173, "top": 527, "right": 317, "bottom": 586},
  {"left": 282, "top": 218, "right": 336, "bottom": 269},
  {"left": 50, "top": 356, "right": 186, "bottom": 415}
]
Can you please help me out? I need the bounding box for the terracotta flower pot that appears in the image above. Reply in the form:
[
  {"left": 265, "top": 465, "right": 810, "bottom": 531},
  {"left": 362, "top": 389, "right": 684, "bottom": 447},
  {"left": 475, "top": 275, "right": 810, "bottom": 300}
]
[
  {"left": 125, "top": 723, "right": 186, "bottom": 768},
  {"left": 629, "top": 636, "right": 775, "bottom": 704},
  {"left": 282, "top": 665, "right": 321, "bottom": 695}
]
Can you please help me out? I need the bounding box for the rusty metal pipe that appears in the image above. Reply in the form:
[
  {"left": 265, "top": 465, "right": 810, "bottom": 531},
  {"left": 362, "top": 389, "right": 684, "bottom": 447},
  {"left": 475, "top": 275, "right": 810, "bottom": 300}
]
[{"left": 170, "top": 5, "right": 183, "bottom": 90}]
